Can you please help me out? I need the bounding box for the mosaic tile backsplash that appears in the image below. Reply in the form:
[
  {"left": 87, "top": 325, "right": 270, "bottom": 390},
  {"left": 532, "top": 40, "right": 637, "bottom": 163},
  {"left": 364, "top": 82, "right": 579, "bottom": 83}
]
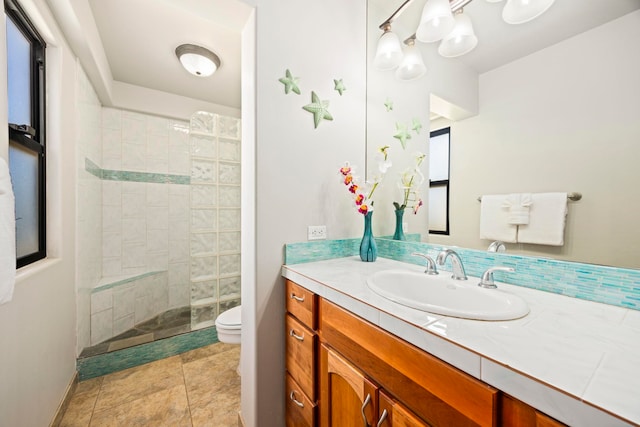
[{"left": 284, "top": 238, "right": 640, "bottom": 311}]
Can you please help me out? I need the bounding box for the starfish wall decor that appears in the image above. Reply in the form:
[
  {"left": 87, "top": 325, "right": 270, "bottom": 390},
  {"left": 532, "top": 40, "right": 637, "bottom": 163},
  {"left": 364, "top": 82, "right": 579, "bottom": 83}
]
[{"left": 303, "top": 91, "right": 333, "bottom": 129}]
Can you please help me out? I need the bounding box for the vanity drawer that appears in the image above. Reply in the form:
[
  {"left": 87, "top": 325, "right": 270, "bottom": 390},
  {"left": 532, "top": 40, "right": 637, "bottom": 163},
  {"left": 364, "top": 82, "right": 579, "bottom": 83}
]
[
  {"left": 286, "top": 313, "right": 316, "bottom": 400},
  {"left": 286, "top": 280, "right": 317, "bottom": 330},
  {"left": 286, "top": 373, "right": 316, "bottom": 427}
]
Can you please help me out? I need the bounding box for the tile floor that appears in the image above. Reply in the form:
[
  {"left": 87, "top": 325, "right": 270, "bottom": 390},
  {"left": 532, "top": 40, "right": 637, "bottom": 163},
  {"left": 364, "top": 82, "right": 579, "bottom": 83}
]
[{"left": 61, "top": 342, "right": 240, "bottom": 427}]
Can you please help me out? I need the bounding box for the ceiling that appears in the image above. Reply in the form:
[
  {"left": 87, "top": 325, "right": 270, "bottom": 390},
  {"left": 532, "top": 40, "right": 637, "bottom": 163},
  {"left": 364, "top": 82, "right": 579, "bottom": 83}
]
[
  {"left": 88, "top": 0, "right": 252, "bottom": 109},
  {"left": 88, "top": 0, "right": 638, "bottom": 110}
]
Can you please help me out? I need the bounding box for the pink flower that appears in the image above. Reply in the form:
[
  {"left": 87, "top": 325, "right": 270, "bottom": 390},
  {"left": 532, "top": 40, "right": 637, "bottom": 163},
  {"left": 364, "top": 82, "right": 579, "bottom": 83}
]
[
  {"left": 358, "top": 204, "right": 369, "bottom": 215},
  {"left": 413, "top": 199, "right": 423, "bottom": 214}
]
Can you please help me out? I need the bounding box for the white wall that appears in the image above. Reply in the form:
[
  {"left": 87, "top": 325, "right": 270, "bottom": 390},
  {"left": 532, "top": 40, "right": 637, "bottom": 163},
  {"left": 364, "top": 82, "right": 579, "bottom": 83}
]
[
  {"left": 242, "top": 0, "right": 367, "bottom": 425},
  {"left": 429, "top": 10, "right": 640, "bottom": 268},
  {"left": 0, "top": 1, "right": 78, "bottom": 425}
]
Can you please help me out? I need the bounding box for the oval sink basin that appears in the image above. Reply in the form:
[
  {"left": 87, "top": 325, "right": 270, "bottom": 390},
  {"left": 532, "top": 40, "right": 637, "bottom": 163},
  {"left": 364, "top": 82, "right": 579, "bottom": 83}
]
[{"left": 366, "top": 269, "right": 529, "bottom": 321}]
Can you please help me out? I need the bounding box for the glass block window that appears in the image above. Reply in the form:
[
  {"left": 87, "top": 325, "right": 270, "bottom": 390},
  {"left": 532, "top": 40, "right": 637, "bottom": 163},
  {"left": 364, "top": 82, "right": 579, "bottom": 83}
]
[
  {"left": 5, "top": 0, "right": 47, "bottom": 267},
  {"left": 429, "top": 127, "right": 450, "bottom": 235}
]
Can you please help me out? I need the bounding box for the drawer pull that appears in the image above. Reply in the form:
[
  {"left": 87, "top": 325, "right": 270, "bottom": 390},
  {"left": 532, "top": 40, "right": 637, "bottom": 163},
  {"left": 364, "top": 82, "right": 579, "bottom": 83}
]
[
  {"left": 377, "top": 409, "right": 388, "bottom": 427},
  {"left": 289, "top": 391, "right": 304, "bottom": 408},
  {"left": 361, "top": 393, "right": 371, "bottom": 427},
  {"left": 289, "top": 329, "right": 305, "bottom": 341},
  {"left": 290, "top": 293, "right": 305, "bottom": 302}
]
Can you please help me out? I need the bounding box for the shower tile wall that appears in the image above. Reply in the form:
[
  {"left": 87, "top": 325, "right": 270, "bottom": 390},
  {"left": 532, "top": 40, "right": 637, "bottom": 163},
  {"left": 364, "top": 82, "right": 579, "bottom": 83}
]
[
  {"left": 189, "top": 112, "right": 241, "bottom": 329},
  {"left": 99, "top": 109, "right": 191, "bottom": 342},
  {"left": 76, "top": 65, "right": 103, "bottom": 353}
]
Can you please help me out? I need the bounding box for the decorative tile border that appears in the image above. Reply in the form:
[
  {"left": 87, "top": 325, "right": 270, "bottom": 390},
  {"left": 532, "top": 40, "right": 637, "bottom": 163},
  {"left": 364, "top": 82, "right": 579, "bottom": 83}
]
[
  {"left": 284, "top": 238, "right": 640, "bottom": 311},
  {"left": 77, "top": 326, "right": 219, "bottom": 380},
  {"left": 84, "top": 157, "right": 190, "bottom": 185}
]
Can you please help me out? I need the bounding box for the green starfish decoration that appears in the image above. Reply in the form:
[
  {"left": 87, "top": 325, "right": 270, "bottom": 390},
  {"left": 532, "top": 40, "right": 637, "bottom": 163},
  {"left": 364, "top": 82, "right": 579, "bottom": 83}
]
[
  {"left": 303, "top": 91, "right": 333, "bottom": 129},
  {"left": 411, "top": 117, "right": 423, "bottom": 135},
  {"left": 393, "top": 122, "right": 412, "bottom": 149},
  {"left": 278, "top": 69, "right": 300, "bottom": 95},
  {"left": 384, "top": 98, "right": 393, "bottom": 112},
  {"left": 334, "top": 79, "right": 346, "bottom": 96}
]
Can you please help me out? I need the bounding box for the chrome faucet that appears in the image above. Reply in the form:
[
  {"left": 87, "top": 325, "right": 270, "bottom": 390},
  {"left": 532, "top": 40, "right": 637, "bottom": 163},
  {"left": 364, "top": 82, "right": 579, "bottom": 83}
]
[
  {"left": 411, "top": 252, "right": 439, "bottom": 275},
  {"left": 487, "top": 241, "right": 506, "bottom": 253},
  {"left": 436, "top": 249, "right": 468, "bottom": 280},
  {"left": 478, "top": 266, "right": 515, "bottom": 289}
]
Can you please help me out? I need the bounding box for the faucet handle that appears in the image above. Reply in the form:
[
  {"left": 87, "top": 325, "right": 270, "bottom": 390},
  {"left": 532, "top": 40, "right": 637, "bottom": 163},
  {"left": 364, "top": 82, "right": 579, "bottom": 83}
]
[
  {"left": 478, "top": 266, "right": 515, "bottom": 289},
  {"left": 411, "top": 252, "right": 439, "bottom": 275}
]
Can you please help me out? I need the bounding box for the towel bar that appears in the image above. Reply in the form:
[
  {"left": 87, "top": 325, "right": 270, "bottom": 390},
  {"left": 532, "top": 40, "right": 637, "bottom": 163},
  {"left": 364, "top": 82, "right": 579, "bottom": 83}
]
[{"left": 477, "top": 192, "right": 582, "bottom": 202}]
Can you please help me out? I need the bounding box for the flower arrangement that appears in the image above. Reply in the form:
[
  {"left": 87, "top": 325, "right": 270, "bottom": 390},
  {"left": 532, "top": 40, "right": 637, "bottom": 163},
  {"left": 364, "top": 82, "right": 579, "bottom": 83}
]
[
  {"left": 393, "top": 152, "right": 426, "bottom": 215},
  {"left": 340, "top": 146, "right": 392, "bottom": 215}
]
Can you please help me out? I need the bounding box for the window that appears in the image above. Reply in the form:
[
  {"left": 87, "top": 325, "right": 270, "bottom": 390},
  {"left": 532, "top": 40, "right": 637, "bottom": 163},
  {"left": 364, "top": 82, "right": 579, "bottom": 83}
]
[
  {"left": 429, "top": 127, "right": 450, "bottom": 235},
  {"left": 5, "top": 0, "right": 46, "bottom": 267}
]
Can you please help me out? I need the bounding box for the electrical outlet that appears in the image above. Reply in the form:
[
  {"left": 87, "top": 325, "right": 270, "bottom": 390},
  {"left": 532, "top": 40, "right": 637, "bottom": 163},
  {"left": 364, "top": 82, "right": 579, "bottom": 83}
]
[{"left": 308, "top": 225, "right": 327, "bottom": 240}]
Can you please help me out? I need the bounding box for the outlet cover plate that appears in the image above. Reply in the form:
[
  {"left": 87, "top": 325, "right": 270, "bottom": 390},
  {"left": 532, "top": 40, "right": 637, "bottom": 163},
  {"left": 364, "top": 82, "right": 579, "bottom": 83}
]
[{"left": 308, "top": 225, "right": 327, "bottom": 240}]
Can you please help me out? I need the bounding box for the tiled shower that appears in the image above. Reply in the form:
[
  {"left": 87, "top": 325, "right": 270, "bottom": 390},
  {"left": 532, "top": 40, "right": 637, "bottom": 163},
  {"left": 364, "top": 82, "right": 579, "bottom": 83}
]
[{"left": 76, "top": 67, "right": 241, "bottom": 354}]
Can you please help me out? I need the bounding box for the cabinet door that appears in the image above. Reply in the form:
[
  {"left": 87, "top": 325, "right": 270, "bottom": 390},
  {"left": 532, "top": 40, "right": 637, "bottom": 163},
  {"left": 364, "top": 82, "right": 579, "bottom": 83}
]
[
  {"left": 378, "top": 390, "right": 430, "bottom": 427},
  {"left": 320, "top": 344, "right": 378, "bottom": 427}
]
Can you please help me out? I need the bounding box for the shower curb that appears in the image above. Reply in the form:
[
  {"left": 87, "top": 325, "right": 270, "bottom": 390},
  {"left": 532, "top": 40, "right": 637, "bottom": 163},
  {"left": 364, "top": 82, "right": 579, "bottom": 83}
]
[{"left": 76, "top": 326, "right": 219, "bottom": 380}]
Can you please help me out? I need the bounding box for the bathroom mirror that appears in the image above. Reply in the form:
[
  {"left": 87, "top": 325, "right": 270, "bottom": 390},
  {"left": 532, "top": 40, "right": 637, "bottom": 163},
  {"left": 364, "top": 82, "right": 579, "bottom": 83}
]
[{"left": 366, "top": 0, "right": 640, "bottom": 269}]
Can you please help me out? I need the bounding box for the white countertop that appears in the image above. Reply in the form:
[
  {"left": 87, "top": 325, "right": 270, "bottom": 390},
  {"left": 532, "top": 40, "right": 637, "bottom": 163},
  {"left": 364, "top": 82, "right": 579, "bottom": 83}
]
[{"left": 282, "top": 256, "right": 640, "bottom": 427}]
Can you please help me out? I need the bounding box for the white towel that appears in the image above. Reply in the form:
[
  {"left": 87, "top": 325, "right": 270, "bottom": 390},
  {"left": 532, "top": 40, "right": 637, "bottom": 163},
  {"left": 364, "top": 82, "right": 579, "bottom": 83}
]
[
  {"left": 0, "top": 157, "right": 16, "bottom": 305},
  {"left": 479, "top": 195, "right": 517, "bottom": 243},
  {"left": 503, "top": 193, "right": 532, "bottom": 225},
  {"left": 517, "top": 192, "right": 568, "bottom": 246}
]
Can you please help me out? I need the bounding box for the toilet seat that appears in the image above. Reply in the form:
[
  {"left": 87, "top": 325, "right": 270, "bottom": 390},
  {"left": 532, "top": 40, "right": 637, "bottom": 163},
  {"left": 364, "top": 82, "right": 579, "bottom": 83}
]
[{"left": 216, "top": 305, "right": 241, "bottom": 330}]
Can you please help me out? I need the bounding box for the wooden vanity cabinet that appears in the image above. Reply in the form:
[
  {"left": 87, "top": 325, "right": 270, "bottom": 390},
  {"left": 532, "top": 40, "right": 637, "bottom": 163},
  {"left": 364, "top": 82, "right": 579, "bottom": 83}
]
[
  {"left": 285, "top": 280, "right": 318, "bottom": 426},
  {"left": 286, "top": 279, "right": 567, "bottom": 427}
]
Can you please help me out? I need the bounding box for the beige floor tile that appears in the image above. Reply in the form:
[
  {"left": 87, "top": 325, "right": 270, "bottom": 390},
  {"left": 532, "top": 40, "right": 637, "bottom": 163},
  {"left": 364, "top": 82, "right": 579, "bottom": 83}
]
[
  {"left": 180, "top": 342, "right": 239, "bottom": 364},
  {"left": 189, "top": 390, "right": 240, "bottom": 427},
  {"left": 59, "top": 377, "right": 104, "bottom": 427},
  {"left": 90, "top": 384, "right": 192, "bottom": 427},
  {"left": 94, "top": 355, "right": 184, "bottom": 413},
  {"left": 182, "top": 347, "right": 240, "bottom": 406}
]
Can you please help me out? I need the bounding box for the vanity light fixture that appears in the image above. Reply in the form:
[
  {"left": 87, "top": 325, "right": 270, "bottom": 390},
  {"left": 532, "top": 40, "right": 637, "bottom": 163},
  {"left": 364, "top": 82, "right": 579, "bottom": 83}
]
[
  {"left": 175, "top": 44, "right": 221, "bottom": 77},
  {"left": 500, "top": 0, "right": 557, "bottom": 25},
  {"left": 373, "top": 23, "right": 404, "bottom": 70},
  {"left": 438, "top": 9, "right": 478, "bottom": 58},
  {"left": 373, "top": 0, "right": 556, "bottom": 77},
  {"left": 395, "top": 36, "right": 427, "bottom": 80},
  {"left": 416, "top": 0, "right": 456, "bottom": 43}
]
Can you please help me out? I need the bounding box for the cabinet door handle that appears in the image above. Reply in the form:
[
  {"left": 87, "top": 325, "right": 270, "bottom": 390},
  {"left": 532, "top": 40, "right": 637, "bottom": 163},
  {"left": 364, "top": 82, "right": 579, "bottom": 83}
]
[
  {"left": 376, "top": 409, "right": 388, "bottom": 427},
  {"left": 290, "top": 391, "right": 304, "bottom": 408},
  {"left": 289, "top": 329, "right": 305, "bottom": 341},
  {"left": 290, "top": 293, "right": 305, "bottom": 302},
  {"left": 361, "top": 393, "right": 371, "bottom": 427}
]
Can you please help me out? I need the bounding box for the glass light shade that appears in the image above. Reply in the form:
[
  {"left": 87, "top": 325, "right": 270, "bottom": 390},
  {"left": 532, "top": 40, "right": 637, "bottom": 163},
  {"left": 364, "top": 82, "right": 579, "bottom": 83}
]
[
  {"left": 502, "top": 0, "right": 556, "bottom": 24},
  {"left": 416, "top": 0, "right": 455, "bottom": 43},
  {"left": 374, "top": 28, "right": 403, "bottom": 70},
  {"left": 438, "top": 13, "right": 478, "bottom": 58},
  {"left": 175, "top": 44, "right": 221, "bottom": 77},
  {"left": 395, "top": 42, "right": 426, "bottom": 80}
]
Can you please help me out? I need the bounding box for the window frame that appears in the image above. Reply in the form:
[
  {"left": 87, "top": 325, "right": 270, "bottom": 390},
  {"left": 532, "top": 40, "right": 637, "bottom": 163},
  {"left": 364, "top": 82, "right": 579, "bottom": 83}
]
[
  {"left": 5, "top": 0, "right": 47, "bottom": 268},
  {"left": 428, "top": 127, "right": 450, "bottom": 236}
]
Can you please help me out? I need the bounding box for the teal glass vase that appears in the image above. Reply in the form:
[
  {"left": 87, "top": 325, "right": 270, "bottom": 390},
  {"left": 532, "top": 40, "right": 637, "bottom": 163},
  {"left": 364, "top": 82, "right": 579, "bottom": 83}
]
[
  {"left": 359, "top": 211, "right": 377, "bottom": 262},
  {"left": 393, "top": 208, "right": 406, "bottom": 241}
]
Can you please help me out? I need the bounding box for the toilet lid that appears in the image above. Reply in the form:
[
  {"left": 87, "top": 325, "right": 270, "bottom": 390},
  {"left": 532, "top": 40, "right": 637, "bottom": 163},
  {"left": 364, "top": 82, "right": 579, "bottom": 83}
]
[{"left": 216, "top": 305, "right": 241, "bottom": 328}]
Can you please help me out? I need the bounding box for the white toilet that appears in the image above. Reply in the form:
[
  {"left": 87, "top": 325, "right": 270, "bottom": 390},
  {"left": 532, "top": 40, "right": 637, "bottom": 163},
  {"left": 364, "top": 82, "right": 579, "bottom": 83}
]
[{"left": 215, "top": 305, "right": 242, "bottom": 344}]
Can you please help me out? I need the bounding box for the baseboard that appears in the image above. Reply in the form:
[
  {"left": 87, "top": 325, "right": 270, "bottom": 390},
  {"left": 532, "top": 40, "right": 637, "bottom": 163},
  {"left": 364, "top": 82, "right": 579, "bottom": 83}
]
[{"left": 49, "top": 371, "right": 79, "bottom": 427}]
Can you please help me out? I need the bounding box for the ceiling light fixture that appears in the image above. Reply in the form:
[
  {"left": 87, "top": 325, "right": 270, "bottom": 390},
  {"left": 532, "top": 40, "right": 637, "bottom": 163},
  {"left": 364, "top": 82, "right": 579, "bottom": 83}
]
[
  {"left": 175, "top": 44, "right": 221, "bottom": 77},
  {"left": 373, "top": 0, "right": 556, "bottom": 79}
]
